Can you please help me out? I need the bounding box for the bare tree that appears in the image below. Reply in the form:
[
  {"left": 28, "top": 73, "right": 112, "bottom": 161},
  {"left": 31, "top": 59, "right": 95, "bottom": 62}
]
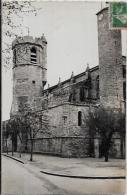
[
  {"left": 85, "top": 106, "right": 125, "bottom": 162},
  {"left": 2, "top": 121, "right": 9, "bottom": 154},
  {"left": 17, "top": 102, "right": 49, "bottom": 161},
  {"left": 12, "top": 115, "right": 27, "bottom": 158},
  {"left": 6, "top": 118, "right": 18, "bottom": 156},
  {"left": 4, "top": 115, "right": 27, "bottom": 158},
  {"left": 2, "top": 1, "right": 40, "bottom": 69}
]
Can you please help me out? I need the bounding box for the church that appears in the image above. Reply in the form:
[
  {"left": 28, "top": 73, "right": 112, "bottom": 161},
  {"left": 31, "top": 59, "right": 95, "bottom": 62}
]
[{"left": 3, "top": 7, "right": 126, "bottom": 158}]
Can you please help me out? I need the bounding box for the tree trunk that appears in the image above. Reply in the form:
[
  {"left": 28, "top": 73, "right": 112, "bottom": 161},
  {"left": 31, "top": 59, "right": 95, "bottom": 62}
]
[
  {"left": 120, "top": 136, "right": 124, "bottom": 158},
  {"left": 12, "top": 140, "right": 14, "bottom": 156},
  {"left": 30, "top": 140, "right": 33, "bottom": 161},
  {"left": 104, "top": 135, "right": 112, "bottom": 162},
  {"left": 19, "top": 144, "right": 22, "bottom": 158},
  {"left": 104, "top": 151, "right": 109, "bottom": 162},
  {"left": 104, "top": 143, "right": 110, "bottom": 162},
  {"left": 6, "top": 139, "right": 8, "bottom": 154}
]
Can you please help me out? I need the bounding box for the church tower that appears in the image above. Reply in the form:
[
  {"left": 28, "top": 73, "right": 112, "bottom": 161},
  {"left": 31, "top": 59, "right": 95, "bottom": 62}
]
[
  {"left": 10, "top": 35, "right": 47, "bottom": 115},
  {"left": 97, "top": 7, "right": 123, "bottom": 109}
]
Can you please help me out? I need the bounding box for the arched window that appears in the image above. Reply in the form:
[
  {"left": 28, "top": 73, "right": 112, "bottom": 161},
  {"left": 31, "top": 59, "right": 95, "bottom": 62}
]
[
  {"left": 78, "top": 111, "right": 82, "bottom": 126},
  {"left": 96, "top": 76, "right": 99, "bottom": 99},
  {"left": 30, "top": 47, "right": 37, "bottom": 63}
]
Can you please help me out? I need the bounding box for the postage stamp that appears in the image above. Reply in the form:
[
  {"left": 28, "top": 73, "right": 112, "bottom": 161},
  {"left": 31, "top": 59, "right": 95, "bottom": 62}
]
[{"left": 109, "top": 2, "right": 127, "bottom": 29}]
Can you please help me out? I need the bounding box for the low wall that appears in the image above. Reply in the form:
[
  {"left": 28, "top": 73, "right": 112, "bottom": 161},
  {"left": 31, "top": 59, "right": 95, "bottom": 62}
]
[
  {"left": 27, "top": 137, "right": 92, "bottom": 157},
  {"left": 2, "top": 136, "right": 125, "bottom": 158},
  {"left": 26, "top": 136, "right": 124, "bottom": 158}
]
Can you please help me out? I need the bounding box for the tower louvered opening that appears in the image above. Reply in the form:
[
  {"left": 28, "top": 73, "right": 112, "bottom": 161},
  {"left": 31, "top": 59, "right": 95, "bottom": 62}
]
[{"left": 31, "top": 47, "right": 37, "bottom": 63}]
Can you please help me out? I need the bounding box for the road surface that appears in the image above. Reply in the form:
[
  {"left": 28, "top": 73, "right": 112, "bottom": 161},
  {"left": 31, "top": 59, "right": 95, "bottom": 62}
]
[
  {"left": 2, "top": 156, "right": 66, "bottom": 194},
  {"left": 2, "top": 156, "right": 126, "bottom": 194}
]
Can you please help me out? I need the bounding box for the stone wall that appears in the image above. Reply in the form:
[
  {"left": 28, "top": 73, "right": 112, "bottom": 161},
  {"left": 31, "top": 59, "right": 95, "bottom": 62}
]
[
  {"left": 11, "top": 65, "right": 44, "bottom": 115},
  {"left": 27, "top": 137, "right": 92, "bottom": 157},
  {"left": 90, "top": 68, "right": 99, "bottom": 99},
  {"left": 35, "top": 103, "right": 92, "bottom": 137},
  {"left": 11, "top": 36, "right": 47, "bottom": 116},
  {"left": 26, "top": 136, "right": 123, "bottom": 158},
  {"left": 97, "top": 8, "right": 123, "bottom": 109}
]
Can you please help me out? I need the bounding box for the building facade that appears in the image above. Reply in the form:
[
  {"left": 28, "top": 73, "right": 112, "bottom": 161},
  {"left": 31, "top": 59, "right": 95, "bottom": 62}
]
[{"left": 3, "top": 7, "right": 126, "bottom": 158}]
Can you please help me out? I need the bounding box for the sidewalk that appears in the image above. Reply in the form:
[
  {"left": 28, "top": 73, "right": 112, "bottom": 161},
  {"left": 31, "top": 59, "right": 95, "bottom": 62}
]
[{"left": 2, "top": 152, "right": 126, "bottom": 178}]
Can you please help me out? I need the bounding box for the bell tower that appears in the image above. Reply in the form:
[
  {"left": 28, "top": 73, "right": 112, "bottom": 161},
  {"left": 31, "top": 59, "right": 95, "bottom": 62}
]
[
  {"left": 10, "top": 35, "right": 47, "bottom": 115},
  {"left": 97, "top": 7, "right": 123, "bottom": 109}
]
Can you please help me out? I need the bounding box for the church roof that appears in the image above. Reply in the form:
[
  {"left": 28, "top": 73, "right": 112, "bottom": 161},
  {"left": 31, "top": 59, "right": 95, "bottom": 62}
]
[
  {"left": 44, "top": 65, "right": 99, "bottom": 93},
  {"left": 45, "top": 55, "right": 126, "bottom": 93}
]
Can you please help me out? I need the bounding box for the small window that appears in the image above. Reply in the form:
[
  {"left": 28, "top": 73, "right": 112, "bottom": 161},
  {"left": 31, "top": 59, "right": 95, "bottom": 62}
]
[
  {"left": 80, "top": 87, "right": 85, "bottom": 101},
  {"left": 31, "top": 47, "right": 37, "bottom": 63},
  {"left": 39, "top": 116, "right": 42, "bottom": 128},
  {"left": 123, "top": 82, "right": 126, "bottom": 100},
  {"left": 123, "top": 68, "right": 126, "bottom": 78},
  {"left": 63, "top": 116, "right": 67, "bottom": 124},
  {"left": 78, "top": 111, "right": 82, "bottom": 126},
  {"left": 32, "top": 80, "right": 35, "bottom": 84},
  {"left": 13, "top": 49, "right": 16, "bottom": 64},
  {"left": 96, "top": 76, "right": 99, "bottom": 99},
  {"left": 73, "top": 89, "right": 76, "bottom": 101}
]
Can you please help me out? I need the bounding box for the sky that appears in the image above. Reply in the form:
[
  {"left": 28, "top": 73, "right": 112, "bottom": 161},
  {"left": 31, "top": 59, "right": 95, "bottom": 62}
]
[{"left": 2, "top": 1, "right": 127, "bottom": 121}]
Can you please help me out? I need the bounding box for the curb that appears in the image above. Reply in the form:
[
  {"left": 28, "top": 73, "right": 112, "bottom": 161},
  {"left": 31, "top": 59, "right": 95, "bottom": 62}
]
[
  {"left": 40, "top": 171, "right": 126, "bottom": 180},
  {"left": 2, "top": 154, "right": 25, "bottom": 164},
  {"left": 2, "top": 154, "right": 125, "bottom": 180}
]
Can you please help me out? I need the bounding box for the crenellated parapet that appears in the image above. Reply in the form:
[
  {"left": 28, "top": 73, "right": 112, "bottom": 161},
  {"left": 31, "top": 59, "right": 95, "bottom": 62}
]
[{"left": 12, "top": 35, "right": 47, "bottom": 49}]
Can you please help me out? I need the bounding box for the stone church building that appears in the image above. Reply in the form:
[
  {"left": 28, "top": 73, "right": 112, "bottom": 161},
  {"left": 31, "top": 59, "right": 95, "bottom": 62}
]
[{"left": 3, "top": 7, "right": 126, "bottom": 158}]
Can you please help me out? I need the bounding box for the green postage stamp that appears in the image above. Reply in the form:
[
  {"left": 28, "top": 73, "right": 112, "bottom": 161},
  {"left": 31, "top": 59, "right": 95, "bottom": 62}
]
[{"left": 110, "top": 2, "right": 127, "bottom": 29}]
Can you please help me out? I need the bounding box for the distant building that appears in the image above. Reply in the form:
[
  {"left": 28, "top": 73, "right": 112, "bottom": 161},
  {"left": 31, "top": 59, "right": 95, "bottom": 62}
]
[{"left": 3, "top": 7, "right": 126, "bottom": 158}]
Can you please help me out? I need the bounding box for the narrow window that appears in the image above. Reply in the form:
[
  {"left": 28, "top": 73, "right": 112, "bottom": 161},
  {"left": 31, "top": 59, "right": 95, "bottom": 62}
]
[
  {"left": 123, "top": 82, "right": 126, "bottom": 100},
  {"left": 80, "top": 87, "right": 84, "bottom": 101},
  {"left": 39, "top": 116, "right": 42, "bottom": 128},
  {"left": 96, "top": 76, "right": 99, "bottom": 99},
  {"left": 123, "top": 68, "right": 126, "bottom": 78},
  {"left": 63, "top": 116, "right": 67, "bottom": 124},
  {"left": 73, "top": 89, "right": 76, "bottom": 101},
  {"left": 31, "top": 47, "right": 37, "bottom": 63},
  {"left": 13, "top": 49, "right": 16, "bottom": 64},
  {"left": 78, "top": 111, "right": 82, "bottom": 126}
]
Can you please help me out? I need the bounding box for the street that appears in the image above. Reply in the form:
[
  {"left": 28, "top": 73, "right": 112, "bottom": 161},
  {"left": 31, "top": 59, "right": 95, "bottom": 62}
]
[
  {"left": 2, "top": 156, "right": 126, "bottom": 195},
  {"left": 2, "top": 156, "right": 66, "bottom": 194}
]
